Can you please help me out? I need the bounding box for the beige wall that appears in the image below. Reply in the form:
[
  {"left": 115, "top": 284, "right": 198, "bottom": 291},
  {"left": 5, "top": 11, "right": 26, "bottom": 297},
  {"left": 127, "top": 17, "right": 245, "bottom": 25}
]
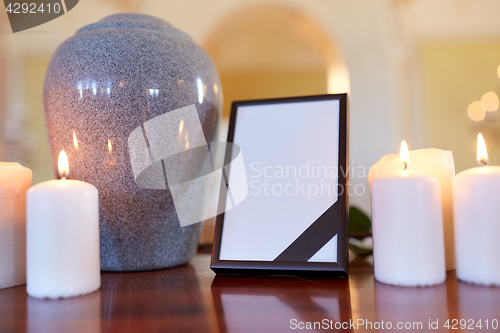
[
  {"left": 219, "top": 70, "right": 327, "bottom": 116},
  {"left": 420, "top": 41, "right": 500, "bottom": 172},
  {"left": 24, "top": 56, "right": 55, "bottom": 184},
  {"left": 0, "top": 40, "right": 5, "bottom": 160},
  {"left": 0, "top": 14, "right": 9, "bottom": 160}
]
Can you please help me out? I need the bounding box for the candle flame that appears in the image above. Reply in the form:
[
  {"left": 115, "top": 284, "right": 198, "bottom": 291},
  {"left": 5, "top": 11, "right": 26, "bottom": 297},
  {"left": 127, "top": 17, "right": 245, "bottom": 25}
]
[
  {"left": 400, "top": 140, "right": 409, "bottom": 169},
  {"left": 108, "top": 139, "right": 113, "bottom": 153},
  {"left": 73, "top": 131, "right": 79, "bottom": 150},
  {"left": 477, "top": 133, "right": 489, "bottom": 165},
  {"left": 58, "top": 150, "right": 69, "bottom": 179}
]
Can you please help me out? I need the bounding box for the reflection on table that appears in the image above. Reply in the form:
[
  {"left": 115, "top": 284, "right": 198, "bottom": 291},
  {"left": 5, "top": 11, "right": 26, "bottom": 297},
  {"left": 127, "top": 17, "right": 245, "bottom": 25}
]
[
  {"left": 0, "top": 253, "right": 499, "bottom": 333},
  {"left": 211, "top": 275, "right": 352, "bottom": 332},
  {"left": 456, "top": 279, "right": 500, "bottom": 329},
  {"left": 28, "top": 291, "right": 101, "bottom": 333},
  {"left": 100, "top": 263, "right": 210, "bottom": 332},
  {"left": 375, "top": 281, "right": 448, "bottom": 331}
]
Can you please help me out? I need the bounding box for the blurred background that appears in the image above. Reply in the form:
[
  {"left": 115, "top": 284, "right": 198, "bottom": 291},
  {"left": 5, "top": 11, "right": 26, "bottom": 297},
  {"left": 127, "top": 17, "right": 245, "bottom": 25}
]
[{"left": 1, "top": 0, "right": 500, "bottom": 231}]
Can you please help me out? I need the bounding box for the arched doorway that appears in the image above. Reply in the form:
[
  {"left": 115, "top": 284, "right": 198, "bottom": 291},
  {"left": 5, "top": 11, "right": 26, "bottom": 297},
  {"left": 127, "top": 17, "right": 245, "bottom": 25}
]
[{"left": 204, "top": 6, "right": 349, "bottom": 122}]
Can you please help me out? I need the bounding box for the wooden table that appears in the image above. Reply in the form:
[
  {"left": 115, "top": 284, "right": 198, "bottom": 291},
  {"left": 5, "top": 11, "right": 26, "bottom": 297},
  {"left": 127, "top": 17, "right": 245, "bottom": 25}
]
[{"left": 2, "top": 252, "right": 499, "bottom": 332}]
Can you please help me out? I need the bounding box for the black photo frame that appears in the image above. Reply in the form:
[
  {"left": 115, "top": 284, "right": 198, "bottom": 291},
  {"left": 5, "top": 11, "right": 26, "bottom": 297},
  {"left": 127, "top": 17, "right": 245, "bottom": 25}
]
[{"left": 210, "top": 94, "right": 349, "bottom": 276}]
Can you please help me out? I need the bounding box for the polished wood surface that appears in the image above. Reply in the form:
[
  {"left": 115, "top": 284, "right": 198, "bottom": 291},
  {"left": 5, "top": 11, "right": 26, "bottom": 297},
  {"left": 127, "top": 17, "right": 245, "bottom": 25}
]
[{"left": 1, "top": 253, "right": 499, "bottom": 332}]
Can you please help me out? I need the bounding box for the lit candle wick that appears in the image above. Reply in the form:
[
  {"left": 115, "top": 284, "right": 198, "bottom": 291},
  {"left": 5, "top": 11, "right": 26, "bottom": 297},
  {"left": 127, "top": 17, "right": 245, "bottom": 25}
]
[
  {"left": 58, "top": 150, "right": 69, "bottom": 179},
  {"left": 400, "top": 140, "right": 410, "bottom": 170},
  {"left": 477, "top": 133, "right": 489, "bottom": 166}
]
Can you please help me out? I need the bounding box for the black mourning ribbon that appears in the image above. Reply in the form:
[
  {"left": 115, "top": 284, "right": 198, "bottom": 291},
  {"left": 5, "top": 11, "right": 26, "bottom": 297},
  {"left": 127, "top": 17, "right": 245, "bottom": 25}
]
[{"left": 273, "top": 202, "right": 338, "bottom": 262}]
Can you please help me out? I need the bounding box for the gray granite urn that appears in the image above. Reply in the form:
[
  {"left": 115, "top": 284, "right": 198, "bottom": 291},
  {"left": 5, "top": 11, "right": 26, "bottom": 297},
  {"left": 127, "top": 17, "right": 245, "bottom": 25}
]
[{"left": 43, "top": 14, "right": 221, "bottom": 271}]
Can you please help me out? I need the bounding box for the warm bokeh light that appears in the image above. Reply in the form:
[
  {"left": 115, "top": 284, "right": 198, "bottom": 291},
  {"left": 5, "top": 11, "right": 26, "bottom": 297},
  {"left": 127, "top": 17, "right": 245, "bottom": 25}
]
[
  {"left": 73, "top": 131, "right": 79, "bottom": 150},
  {"left": 481, "top": 91, "right": 499, "bottom": 112},
  {"left": 179, "top": 119, "right": 184, "bottom": 133},
  {"left": 108, "top": 139, "right": 113, "bottom": 153},
  {"left": 400, "top": 140, "right": 409, "bottom": 169},
  {"left": 58, "top": 150, "right": 69, "bottom": 178},
  {"left": 477, "top": 133, "right": 489, "bottom": 165},
  {"left": 497, "top": 65, "right": 500, "bottom": 79},
  {"left": 467, "top": 101, "right": 486, "bottom": 121}
]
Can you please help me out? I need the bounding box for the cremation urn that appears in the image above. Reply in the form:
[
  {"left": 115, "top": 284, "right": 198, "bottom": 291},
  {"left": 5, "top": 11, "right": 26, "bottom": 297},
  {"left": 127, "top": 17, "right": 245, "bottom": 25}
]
[{"left": 43, "top": 14, "right": 221, "bottom": 271}]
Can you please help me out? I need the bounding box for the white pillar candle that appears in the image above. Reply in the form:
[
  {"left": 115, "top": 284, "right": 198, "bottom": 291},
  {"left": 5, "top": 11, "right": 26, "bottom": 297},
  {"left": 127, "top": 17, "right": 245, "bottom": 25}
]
[
  {"left": 27, "top": 151, "right": 100, "bottom": 299},
  {"left": 453, "top": 134, "right": 500, "bottom": 286},
  {"left": 0, "top": 162, "right": 32, "bottom": 289},
  {"left": 369, "top": 148, "right": 456, "bottom": 271},
  {"left": 371, "top": 141, "right": 446, "bottom": 287}
]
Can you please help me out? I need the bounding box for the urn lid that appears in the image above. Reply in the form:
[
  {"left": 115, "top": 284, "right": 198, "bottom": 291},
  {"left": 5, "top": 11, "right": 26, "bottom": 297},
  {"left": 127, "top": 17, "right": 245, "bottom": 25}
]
[{"left": 76, "top": 13, "right": 193, "bottom": 41}]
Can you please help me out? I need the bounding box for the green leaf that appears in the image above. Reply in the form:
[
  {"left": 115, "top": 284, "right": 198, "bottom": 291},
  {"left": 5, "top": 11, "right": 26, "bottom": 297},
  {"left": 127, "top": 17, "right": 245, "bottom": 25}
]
[
  {"left": 348, "top": 243, "right": 373, "bottom": 257},
  {"left": 348, "top": 206, "right": 371, "bottom": 237}
]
